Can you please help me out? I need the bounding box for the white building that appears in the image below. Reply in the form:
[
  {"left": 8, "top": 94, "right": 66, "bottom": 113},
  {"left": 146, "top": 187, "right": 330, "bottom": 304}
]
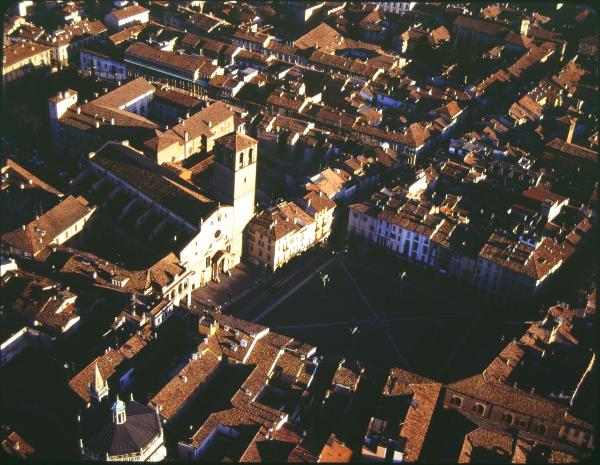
[
  {"left": 104, "top": 3, "right": 150, "bottom": 31},
  {"left": 80, "top": 44, "right": 126, "bottom": 81},
  {"left": 376, "top": 2, "right": 416, "bottom": 15},
  {"left": 246, "top": 201, "right": 317, "bottom": 271}
]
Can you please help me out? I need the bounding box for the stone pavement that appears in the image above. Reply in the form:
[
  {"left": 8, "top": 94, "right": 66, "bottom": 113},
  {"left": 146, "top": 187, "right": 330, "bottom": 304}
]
[{"left": 189, "top": 261, "right": 266, "bottom": 312}]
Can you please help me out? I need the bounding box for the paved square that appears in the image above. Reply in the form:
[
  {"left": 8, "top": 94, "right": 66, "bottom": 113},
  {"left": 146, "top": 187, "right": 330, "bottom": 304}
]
[{"left": 259, "top": 253, "right": 524, "bottom": 382}]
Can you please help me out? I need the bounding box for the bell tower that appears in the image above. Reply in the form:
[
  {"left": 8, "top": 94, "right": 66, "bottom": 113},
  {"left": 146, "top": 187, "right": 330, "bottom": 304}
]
[
  {"left": 212, "top": 133, "right": 258, "bottom": 265},
  {"left": 89, "top": 363, "right": 109, "bottom": 404}
]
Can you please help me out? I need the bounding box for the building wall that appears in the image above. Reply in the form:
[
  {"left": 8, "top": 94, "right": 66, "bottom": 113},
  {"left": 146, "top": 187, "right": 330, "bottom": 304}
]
[
  {"left": 178, "top": 206, "right": 235, "bottom": 286},
  {"left": 80, "top": 50, "right": 126, "bottom": 81},
  {"left": 105, "top": 10, "right": 149, "bottom": 30},
  {"left": 443, "top": 388, "right": 590, "bottom": 449},
  {"left": 247, "top": 219, "right": 317, "bottom": 272},
  {"left": 2, "top": 49, "right": 52, "bottom": 87},
  {"left": 377, "top": 2, "right": 416, "bottom": 14}
]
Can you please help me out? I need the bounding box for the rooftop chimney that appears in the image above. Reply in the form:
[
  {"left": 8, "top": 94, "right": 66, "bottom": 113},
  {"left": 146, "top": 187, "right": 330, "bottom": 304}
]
[{"left": 566, "top": 117, "right": 577, "bottom": 144}]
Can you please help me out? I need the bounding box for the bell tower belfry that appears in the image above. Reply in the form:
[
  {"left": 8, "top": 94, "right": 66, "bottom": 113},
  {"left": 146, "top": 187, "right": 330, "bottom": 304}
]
[
  {"left": 89, "top": 363, "right": 109, "bottom": 404},
  {"left": 212, "top": 133, "right": 258, "bottom": 265}
]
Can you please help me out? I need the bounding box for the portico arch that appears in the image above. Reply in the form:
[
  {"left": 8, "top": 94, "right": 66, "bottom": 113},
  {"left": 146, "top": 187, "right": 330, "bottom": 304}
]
[{"left": 211, "top": 250, "right": 231, "bottom": 282}]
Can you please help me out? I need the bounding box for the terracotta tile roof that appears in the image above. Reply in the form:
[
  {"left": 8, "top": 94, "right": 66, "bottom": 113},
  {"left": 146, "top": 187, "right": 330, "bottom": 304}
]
[
  {"left": 233, "top": 29, "right": 270, "bottom": 45},
  {"left": 215, "top": 133, "right": 257, "bottom": 153},
  {"left": 398, "top": 383, "right": 443, "bottom": 462},
  {"left": 509, "top": 95, "right": 544, "bottom": 123},
  {"left": 152, "top": 100, "right": 235, "bottom": 153},
  {"left": 308, "top": 50, "right": 377, "bottom": 79},
  {"left": 522, "top": 187, "right": 566, "bottom": 205},
  {"left": 60, "top": 102, "right": 158, "bottom": 147},
  {"left": 267, "top": 90, "right": 306, "bottom": 112},
  {"left": 2, "top": 159, "right": 62, "bottom": 196},
  {"left": 457, "top": 426, "right": 515, "bottom": 462},
  {"left": 472, "top": 69, "right": 511, "bottom": 96},
  {"left": 249, "top": 201, "right": 314, "bottom": 241},
  {"left": 1, "top": 195, "right": 94, "bottom": 256},
  {"left": 148, "top": 253, "right": 186, "bottom": 290},
  {"left": 212, "top": 312, "right": 269, "bottom": 339},
  {"left": 504, "top": 31, "right": 533, "bottom": 49},
  {"left": 332, "top": 358, "right": 364, "bottom": 391},
  {"left": 306, "top": 168, "right": 352, "bottom": 198},
  {"left": 453, "top": 15, "right": 509, "bottom": 36},
  {"left": 545, "top": 138, "right": 596, "bottom": 162},
  {"left": 54, "top": 245, "right": 158, "bottom": 294},
  {"left": 384, "top": 367, "right": 436, "bottom": 397},
  {"left": 318, "top": 434, "right": 353, "bottom": 462},
  {"left": 446, "top": 371, "right": 576, "bottom": 425},
  {"left": 2, "top": 40, "right": 51, "bottom": 69},
  {"left": 301, "top": 190, "right": 336, "bottom": 213},
  {"left": 69, "top": 325, "right": 154, "bottom": 403},
  {"left": 434, "top": 100, "right": 462, "bottom": 119},
  {"left": 125, "top": 42, "right": 212, "bottom": 77},
  {"left": 4, "top": 269, "right": 79, "bottom": 332},
  {"left": 93, "top": 77, "right": 155, "bottom": 109},
  {"left": 2, "top": 431, "right": 35, "bottom": 459},
  {"left": 294, "top": 22, "right": 347, "bottom": 53},
  {"left": 149, "top": 348, "right": 220, "bottom": 421},
  {"left": 274, "top": 351, "right": 305, "bottom": 382},
  {"left": 507, "top": 43, "right": 555, "bottom": 79},
  {"left": 267, "top": 115, "right": 311, "bottom": 134},
  {"left": 430, "top": 25, "right": 451, "bottom": 43},
  {"left": 187, "top": 12, "right": 222, "bottom": 33},
  {"left": 91, "top": 142, "right": 217, "bottom": 225},
  {"left": 109, "top": 4, "right": 149, "bottom": 22},
  {"left": 108, "top": 23, "right": 145, "bottom": 44},
  {"left": 153, "top": 85, "right": 205, "bottom": 110}
]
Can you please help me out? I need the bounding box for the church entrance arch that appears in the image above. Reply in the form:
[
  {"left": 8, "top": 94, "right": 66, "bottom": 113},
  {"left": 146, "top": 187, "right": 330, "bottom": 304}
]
[{"left": 211, "top": 250, "right": 230, "bottom": 282}]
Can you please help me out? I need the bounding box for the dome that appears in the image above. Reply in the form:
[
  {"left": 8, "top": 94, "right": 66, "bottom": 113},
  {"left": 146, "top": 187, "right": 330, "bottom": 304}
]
[
  {"left": 82, "top": 399, "right": 163, "bottom": 459},
  {"left": 111, "top": 396, "right": 126, "bottom": 414},
  {"left": 111, "top": 395, "right": 127, "bottom": 425}
]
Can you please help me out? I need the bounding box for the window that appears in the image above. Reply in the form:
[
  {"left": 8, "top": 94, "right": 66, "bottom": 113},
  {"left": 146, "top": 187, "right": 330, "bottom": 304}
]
[
  {"left": 206, "top": 257, "right": 211, "bottom": 267},
  {"left": 535, "top": 424, "right": 546, "bottom": 435},
  {"left": 502, "top": 413, "right": 514, "bottom": 425},
  {"left": 473, "top": 404, "right": 485, "bottom": 415},
  {"left": 450, "top": 396, "right": 462, "bottom": 407},
  {"left": 239, "top": 152, "right": 243, "bottom": 167},
  {"left": 249, "top": 148, "right": 253, "bottom": 163}
]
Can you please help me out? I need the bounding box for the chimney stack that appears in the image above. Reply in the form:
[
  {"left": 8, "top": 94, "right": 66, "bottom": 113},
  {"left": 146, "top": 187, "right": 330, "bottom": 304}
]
[{"left": 566, "top": 117, "right": 576, "bottom": 144}]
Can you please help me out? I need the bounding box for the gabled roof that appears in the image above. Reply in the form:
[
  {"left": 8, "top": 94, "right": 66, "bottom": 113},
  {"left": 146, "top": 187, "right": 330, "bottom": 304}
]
[
  {"left": 91, "top": 142, "right": 216, "bottom": 225},
  {"left": 1, "top": 196, "right": 94, "bottom": 256}
]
